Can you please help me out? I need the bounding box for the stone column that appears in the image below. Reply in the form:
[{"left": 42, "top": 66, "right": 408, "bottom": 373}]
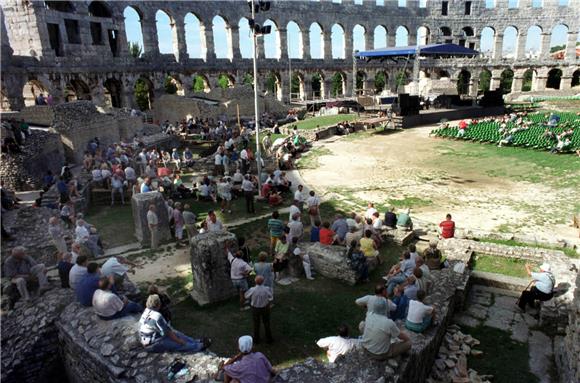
[
  {"left": 173, "top": 18, "right": 188, "bottom": 62},
  {"left": 141, "top": 15, "right": 159, "bottom": 57},
  {"left": 489, "top": 70, "right": 502, "bottom": 91},
  {"left": 131, "top": 192, "right": 171, "bottom": 246},
  {"left": 345, "top": 30, "right": 353, "bottom": 60},
  {"left": 512, "top": 75, "right": 524, "bottom": 93},
  {"left": 190, "top": 231, "right": 239, "bottom": 306},
  {"left": 303, "top": 78, "right": 313, "bottom": 100},
  {"left": 540, "top": 32, "right": 551, "bottom": 59},
  {"left": 566, "top": 30, "right": 578, "bottom": 61},
  {"left": 323, "top": 30, "right": 332, "bottom": 60},
  {"left": 387, "top": 32, "right": 396, "bottom": 47},
  {"left": 281, "top": 70, "right": 290, "bottom": 103},
  {"left": 345, "top": 72, "right": 354, "bottom": 97},
  {"left": 205, "top": 28, "right": 216, "bottom": 61},
  {"left": 301, "top": 29, "right": 311, "bottom": 59},
  {"left": 114, "top": 17, "right": 129, "bottom": 58},
  {"left": 365, "top": 30, "right": 373, "bottom": 50},
  {"left": 408, "top": 32, "right": 417, "bottom": 46},
  {"left": 230, "top": 25, "right": 241, "bottom": 60},
  {"left": 257, "top": 35, "right": 265, "bottom": 59},
  {"left": 279, "top": 27, "right": 288, "bottom": 60},
  {"left": 470, "top": 76, "right": 480, "bottom": 99},
  {"left": 493, "top": 33, "right": 503, "bottom": 60},
  {"left": 324, "top": 78, "right": 332, "bottom": 98},
  {"left": 516, "top": 33, "right": 527, "bottom": 60},
  {"left": 560, "top": 75, "right": 572, "bottom": 90}
]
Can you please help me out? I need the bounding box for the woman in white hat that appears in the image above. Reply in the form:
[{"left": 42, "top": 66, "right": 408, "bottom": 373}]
[
  {"left": 222, "top": 335, "right": 276, "bottom": 383},
  {"left": 517, "top": 262, "right": 555, "bottom": 312}
]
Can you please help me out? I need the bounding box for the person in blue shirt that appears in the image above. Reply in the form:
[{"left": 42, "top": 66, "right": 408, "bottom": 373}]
[
  {"left": 76, "top": 262, "right": 101, "bottom": 306},
  {"left": 56, "top": 177, "right": 69, "bottom": 203},
  {"left": 390, "top": 285, "right": 409, "bottom": 321},
  {"left": 310, "top": 220, "right": 321, "bottom": 242}
]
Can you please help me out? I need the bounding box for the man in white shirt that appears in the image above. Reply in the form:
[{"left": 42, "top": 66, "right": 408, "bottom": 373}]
[
  {"left": 147, "top": 204, "right": 159, "bottom": 250},
  {"left": 288, "top": 204, "right": 301, "bottom": 222},
  {"left": 293, "top": 185, "right": 305, "bottom": 212},
  {"left": 518, "top": 263, "right": 555, "bottom": 312},
  {"left": 69, "top": 255, "right": 88, "bottom": 291},
  {"left": 124, "top": 166, "right": 136, "bottom": 186},
  {"left": 287, "top": 215, "right": 303, "bottom": 244},
  {"left": 92, "top": 276, "right": 142, "bottom": 320},
  {"left": 242, "top": 175, "right": 255, "bottom": 214},
  {"left": 214, "top": 151, "right": 223, "bottom": 176},
  {"left": 405, "top": 290, "right": 434, "bottom": 333},
  {"left": 355, "top": 285, "right": 397, "bottom": 316},
  {"left": 228, "top": 248, "right": 253, "bottom": 310},
  {"left": 110, "top": 174, "right": 125, "bottom": 206},
  {"left": 306, "top": 191, "right": 321, "bottom": 227},
  {"left": 245, "top": 275, "right": 274, "bottom": 343},
  {"left": 316, "top": 324, "right": 359, "bottom": 363},
  {"left": 365, "top": 203, "right": 378, "bottom": 220},
  {"left": 361, "top": 298, "right": 411, "bottom": 360},
  {"left": 206, "top": 210, "right": 225, "bottom": 232}
]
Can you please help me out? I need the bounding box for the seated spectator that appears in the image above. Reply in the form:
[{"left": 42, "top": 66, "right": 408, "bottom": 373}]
[
  {"left": 365, "top": 203, "right": 377, "bottom": 220},
  {"left": 346, "top": 212, "right": 363, "bottom": 232},
  {"left": 69, "top": 255, "right": 88, "bottom": 291},
  {"left": 355, "top": 284, "right": 396, "bottom": 315},
  {"left": 396, "top": 208, "right": 413, "bottom": 231},
  {"left": 76, "top": 262, "right": 101, "bottom": 306},
  {"left": 57, "top": 252, "right": 74, "bottom": 288},
  {"left": 360, "top": 299, "right": 411, "bottom": 360},
  {"left": 148, "top": 284, "right": 172, "bottom": 323},
  {"left": 48, "top": 216, "right": 68, "bottom": 255},
  {"left": 310, "top": 220, "right": 321, "bottom": 243},
  {"left": 3, "top": 246, "right": 51, "bottom": 301},
  {"left": 347, "top": 241, "right": 369, "bottom": 283},
  {"left": 423, "top": 240, "right": 443, "bottom": 270},
  {"left": 319, "top": 221, "right": 336, "bottom": 245},
  {"left": 439, "top": 214, "right": 455, "bottom": 239},
  {"left": 273, "top": 236, "right": 290, "bottom": 280},
  {"left": 360, "top": 230, "right": 379, "bottom": 260},
  {"left": 403, "top": 275, "right": 419, "bottom": 300},
  {"left": 389, "top": 285, "right": 410, "bottom": 321},
  {"left": 345, "top": 225, "right": 363, "bottom": 250},
  {"left": 223, "top": 336, "right": 276, "bottom": 383},
  {"left": 92, "top": 277, "right": 142, "bottom": 320},
  {"left": 206, "top": 210, "right": 225, "bottom": 232},
  {"left": 139, "top": 294, "right": 210, "bottom": 352},
  {"left": 331, "top": 215, "right": 349, "bottom": 245},
  {"left": 405, "top": 290, "right": 434, "bottom": 333},
  {"left": 517, "top": 263, "right": 555, "bottom": 313},
  {"left": 384, "top": 251, "right": 415, "bottom": 296},
  {"left": 101, "top": 256, "right": 138, "bottom": 298},
  {"left": 316, "top": 324, "right": 360, "bottom": 363},
  {"left": 409, "top": 244, "right": 419, "bottom": 263}
]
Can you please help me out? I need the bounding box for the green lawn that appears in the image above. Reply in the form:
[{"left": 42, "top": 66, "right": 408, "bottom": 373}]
[
  {"left": 292, "top": 114, "right": 359, "bottom": 130},
  {"left": 472, "top": 254, "right": 539, "bottom": 279},
  {"left": 86, "top": 204, "right": 135, "bottom": 248},
  {"left": 478, "top": 238, "right": 579, "bottom": 259}
]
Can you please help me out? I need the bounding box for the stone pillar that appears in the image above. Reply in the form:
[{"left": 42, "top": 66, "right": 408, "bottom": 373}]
[
  {"left": 141, "top": 15, "right": 159, "bottom": 57},
  {"left": 173, "top": 18, "right": 188, "bottom": 62},
  {"left": 345, "top": 30, "right": 353, "bottom": 60},
  {"left": 323, "top": 30, "right": 332, "bottom": 60},
  {"left": 230, "top": 25, "right": 241, "bottom": 60},
  {"left": 190, "top": 231, "right": 239, "bottom": 306},
  {"left": 408, "top": 33, "right": 417, "bottom": 46},
  {"left": 489, "top": 70, "right": 502, "bottom": 91},
  {"left": 279, "top": 28, "right": 288, "bottom": 60},
  {"left": 387, "top": 33, "right": 395, "bottom": 47},
  {"left": 345, "top": 72, "right": 354, "bottom": 97},
  {"left": 470, "top": 76, "right": 480, "bottom": 99},
  {"left": 516, "top": 33, "right": 527, "bottom": 60},
  {"left": 114, "top": 17, "right": 129, "bottom": 58},
  {"left": 493, "top": 33, "right": 503, "bottom": 60},
  {"left": 540, "top": 32, "right": 551, "bottom": 59},
  {"left": 131, "top": 191, "right": 171, "bottom": 246},
  {"left": 257, "top": 35, "right": 265, "bottom": 59},
  {"left": 324, "top": 78, "right": 332, "bottom": 98},
  {"left": 365, "top": 31, "right": 373, "bottom": 50},
  {"left": 302, "top": 29, "right": 311, "bottom": 59},
  {"left": 560, "top": 75, "right": 572, "bottom": 90},
  {"left": 303, "top": 79, "right": 313, "bottom": 100},
  {"left": 566, "top": 31, "right": 578, "bottom": 61},
  {"left": 205, "top": 28, "right": 216, "bottom": 61},
  {"left": 512, "top": 75, "right": 524, "bottom": 93},
  {"left": 281, "top": 70, "right": 290, "bottom": 103}
]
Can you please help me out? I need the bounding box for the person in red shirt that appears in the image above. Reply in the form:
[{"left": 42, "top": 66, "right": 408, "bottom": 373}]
[
  {"left": 439, "top": 214, "right": 455, "bottom": 239},
  {"left": 319, "top": 222, "right": 336, "bottom": 245}
]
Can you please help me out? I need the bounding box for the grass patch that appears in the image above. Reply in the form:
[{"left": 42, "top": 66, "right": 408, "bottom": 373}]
[
  {"left": 86, "top": 204, "right": 135, "bottom": 247},
  {"left": 293, "top": 114, "right": 358, "bottom": 131},
  {"left": 295, "top": 147, "right": 332, "bottom": 169},
  {"left": 478, "top": 238, "right": 579, "bottom": 259},
  {"left": 385, "top": 197, "right": 433, "bottom": 209},
  {"left": 472, "top": 254, "right": 539, "bottom": 279},
  {"left": 461, "top": 325, "right": 538, "bottom": 383}
]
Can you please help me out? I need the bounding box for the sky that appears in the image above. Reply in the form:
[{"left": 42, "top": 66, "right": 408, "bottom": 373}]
[{"left": 123, "top": 6, "right": 574, "bottom": 60}]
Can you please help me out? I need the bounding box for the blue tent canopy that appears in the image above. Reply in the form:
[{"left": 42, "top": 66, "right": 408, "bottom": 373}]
[{"left": 355, "top": 43, "right": 479, "bottom": 60}]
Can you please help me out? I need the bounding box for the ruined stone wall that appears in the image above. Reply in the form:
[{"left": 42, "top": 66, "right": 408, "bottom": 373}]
[{"left": 555, "top": 272, "right": 580, "bottom": 383}]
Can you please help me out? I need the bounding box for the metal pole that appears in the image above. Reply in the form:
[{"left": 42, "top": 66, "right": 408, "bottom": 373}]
[
  {"left": 352, "top": 50, "right": 357, "bottom": 98},
  {"left": 251, "top": 2, "right": 262, "bottom": 191}
]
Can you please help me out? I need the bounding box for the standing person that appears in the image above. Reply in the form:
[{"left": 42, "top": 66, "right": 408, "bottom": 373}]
[
  {"left": 287, "top": 214, "right": 304, "bottom": 244},
  {"left": 245, "top": 276, "right": 274, "bottom": 344},
  {"left": 439, "top": 213, "right": 455, "bottom": 239},
  {"left": 306, "top": 191, "right": 321, "bottom": 227},
  {"left": 293, "top": 185, "right": 306, "bottom": 212},
  {"left": 240, "top": 146, "right": 249, "bottom": 174},
  {"left": 110, "top": 174, "right": 125, "bottom": 206},
  {"left": 222, "top": 336, "right": 276, "bottom": 383},
  {"left": 214, "top": 149, "right": 224, "bottom": 176},
  {"left": 517, "top": 263, "right": 555, "bottom": 312},
  {"left": 4, "top": 247, "right": 51, "bottom": 301},
  {"left": 173, "top": 202, "right": 185, "bottom": 246},
  {"left": 147, "top": 204, "right": 159, "bottom": 250},
  {"left": 267, "top": 211, "right": 284, "bottom": 255},
  {"left": 48, "top": 216, "right": 68, "bottom": 255},
  {"left": 242, "top": 175, "right": 255, "bottom": 214},
  {"left": 182, "top": 204, "right": 197, "bottom": 240},
  {"left": 254, "top": 252, "right": 274, "bottom": 295},
  {"left": 57, "top": 252, "right": 74, "bottom": 288},
  {"left": 227, "top": 246, "right": 253, "bottom": 311}
]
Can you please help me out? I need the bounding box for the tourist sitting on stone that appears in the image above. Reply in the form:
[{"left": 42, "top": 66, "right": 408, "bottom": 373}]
[
  {"left": 439, "top": 213, "right": 455, "bottom": 239},
  {"left": 69, "top": 255, "right": 88, "bottom": 291},
  {"left": 222, "top": 335, "right": 276, "bottom": 383},
  {"left": 75, "top": 219, "right": 102, "bottom": 256},
  {"left": 408, "top": 244, "right": 419, "bottom": 262},
  {"left": 347, "top": 241, "right": 369, "bottom": 283},
  {"left": 360, "top": 230, "right": 380, "bottom": 262},
  {"left": 93, "top": 277, "right": 142, "bottom": 320},
  {"left": 403, "top": 273, "right": 420, "bottom": 300},
  {"left": 4, "top": 247, "right": 51, "bottom": 301},
  {"left": 364, "top": 218, "right": 383, "bottom": 248},
  {"left": 346, "top": 212, "right": 363, "bottom": 232},
  {"left": 101, "top": 256, "right": 139, "bottom": 298},
  {"left": 140, "top": 177, "right": 154, "bottom": 193},
  {"left": 405, "top": 290, "right": 434, "bottom": 333},
  {"left": 331, "top": 215, "right": 349, "bottom": 245},
  {"left": 139, "top": 294, "right": 210, "bottom": 353},
  {"left": 319, "top": 221, "right": 336, "bottom": 245},
  {"left": 60, "top": 201, "right": 75, "bottom": 228},
  {"left": 423, "top": 240, "right": 443, "bottom": 270},
  {"left": 245, "top": 275, "right": 274, "bottom": 343},
  {"left": 389, "top": 285, "right": 410, "bottom": 321},
  {"left": 173, "top": 174, "right": 190, "bottom": 199},
  {"left": 316, "top": 324, "right": 360, "bottom": 363},
  {"left": 57, "top": 252, "right": 74, "bottom": 288},
  {"left": 267, "top": 189, "right": 283, "bottom": 207},
  {"left": 396, "top": 208, "right": 413, "bottom": 231},
  {"left": 517, "top": 263, "right": 555, "bottom": 313},
  {"left": 148, "top": 284, "right": 172, "bottom": 323},
  {"left": 254, "top": 252, "right": 274, "bottom": 295},
  {"left": 371, "top": 212, "right": 383, "bottom": 231},
  {"left": 384, "top": 251, "right": 416, "bottom": 296},
  {"left": 76, "top": 262, "right": 101, "bottom": 306},
  {"left": 48, "top": 216, "right": 68, "bottom": 255},
  {"left": 273, "top": 235, "right": 290, "bottom": 281},
  {"left": 361, "top": 298, "right": 412, "bottom": 360},
  {"left": 206, "top": 210, "right": 225, "bottom": 232},
  {"left": 345, "top": 225, "right": 363, "bottom": 251},
  {"left": 294, "top": 247, "right": 314, "bottom": 280},
  {"left": 227, "top": 246, "right": 253, "bottom": 311},
  {"left": 356, "top": 284, "right": 397, "bottom": 316}
]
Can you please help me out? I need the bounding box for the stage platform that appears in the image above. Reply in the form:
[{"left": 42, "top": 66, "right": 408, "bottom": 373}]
[{"left": 396, "top": 105, "right": 505, "bottom": 129}]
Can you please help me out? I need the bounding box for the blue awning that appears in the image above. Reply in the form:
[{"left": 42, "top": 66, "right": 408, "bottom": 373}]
[{"left": 355, "top": 44, "right": 479, "bottom": 59}]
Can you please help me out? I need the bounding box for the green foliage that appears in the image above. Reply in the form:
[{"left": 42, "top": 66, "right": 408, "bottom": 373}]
[
  {"left": 192, "top": 75, "right": 206, "bottom": 92},
  {"left": 291, "top": 74, "right": 301, "bottom": 95},
  {"left": 374, "top": 72, "right": 386, "bottom": 93},
  {"left": 479, "top": 238, "right": 579, "bottom": 259},
  {"left": 294, "top": 114, "right": 358, "bottom": 130},
  {"left": 266, "top": 73, "right": 278, "bottom": 94},
  {"left": 456, "top": 70, "right": 471, "bottom": 95},
  {"left": 242, "top": 73, "right": 254, "bottom": 86},
  {"left": 472, "top": 254, "right": 538, "bottom": 278},
  {"left": 217, "top": 74, "right": 231, "bottom": 90},
  {"left": 500, "top": 69, "right": 514, "bottom": 94},
  {"left": 128, "top": 42, "right": 142, "bottom": 58},
  {"left": 521, "top": 70, "right": 533, "bottom": 92},
  {"left": 356, "top": 71, "right": 364, "bottom": 92},
  {"left": 311, "top": 73, "right": 322, "bottom": 96},
  {"left": 395, "top": 71, "right": 407, "bottom": 87},
  {"left": 479, "top": 71, "right": 491, "bottom": 92},
  {"left": 134, "top": 78, "right": 151, "bottom": 111},
  {"left": 330, "top": 73, "right": 344, "bottom": 97},
  {"left": 550, "top": 44, "right": 565, "bottom": 53},
  {"left": 164, "top": 76, "right": 177, "bottom": 94}
]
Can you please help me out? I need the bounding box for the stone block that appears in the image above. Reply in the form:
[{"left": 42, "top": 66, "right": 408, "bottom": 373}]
[
  {"left": 190, "top": 231, "right": 238, "bottom": 306},
  {"left": 131, "top": 192, "right": 171, "bottom": 246}
]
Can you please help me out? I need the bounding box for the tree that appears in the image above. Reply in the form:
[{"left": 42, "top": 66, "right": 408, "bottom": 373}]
[
  {"left": 395, "top": 71, "right": 407, "bottom": 88},
  {"left": 550, "top": 44, "right": 565, "bottom": 53},
  {"left": 291, "top": 74, "right": 301, "bottom": 97},
  {"left": 164, "top": 76, "right": 177, "bottom": 94},
  {"left": 192, "top": 76, "right": 206, "bottom": 92},
  {"left": 266, "top": 73, "right": 278, "bottom": 95},
  {"left": 134, "top": 78, "right": 150, "bottom": 110},
  {"left": 500, "top": 69, "right": 514, "bottom": 94},
  {"left": 479, "top": 71, "right": 491, "bottom": 92},
  {"left": 521, "top": 70, "right": 533, "bottom": 92},
  {"left": 128, "top": 42, "right": 142, "bottom": 58},
  {"left": 374, "top": 72, "right": 386, "bottom": 93},
  {"left": 217, "top": 74, "right": 231, "bottom": 89},
  {"left": 242, "top": 73, "right": 254, "bottom": 87},
  {"left": 456, "top": 71, "right": 471, "bottom": 95},
  {"left": 312, "top": 74, "right": 322, "bottom": 97},
  {"left": 330, "top": 73, "right": 344, "bottom": 97}
]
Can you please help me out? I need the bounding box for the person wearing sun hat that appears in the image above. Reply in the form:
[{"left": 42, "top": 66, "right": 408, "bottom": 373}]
[
  {"left": 223, "top": 336, "right": 276, "bottom": 383},
  {"left": 517, "top": 262, "right": 556, "bottom": 312}
]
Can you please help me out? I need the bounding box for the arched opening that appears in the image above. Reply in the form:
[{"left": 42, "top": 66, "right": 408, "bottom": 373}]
[
  {"left": 502, "top": 26, "right": 518, "bottom": 59},
  {"left": 185, "top": 13, "right": 205, "bottom": 59},
  {"left": 290, "top": 73, "right": 305, "bottom": 101},
  {"left": 434, "top": 69, "right": 451, "bottom": 79},
  {"left": 66, "top": 79, "right": 92, "bottom": 102},
  {"left": 287, "top": 21, "right": 303, "bottom": 59},
  {"left": 45, "top": 1, "right": 74, "bottom": 12},
  {"left": 309, "top": 23, "right": 324, "bottom": 59},
  {"left": 217, "top": 74, "right": 235, "bottom": 89},
  {"left": 572, "top": 70, "right": 580, "bottom": 88},
  {"left": 266, "top": 72, "right": 282, "bottom": 101},
  {"left": 263, "top": 19, "right": 281, "bottom": 59},
  {"left": 521, "top": 69, "right": 535, "bottom": 91},
  {"left": 353, "top": 24, "right": 366, "bottom": 53},
  {"left": 480, "top": 27, "right": 495, "bottom": 58},
  {"left": 1, "top": 89, "right": 11, "bottom": 111},
  {"left": 213, "top": 15, "right": 232, "bottom": 60},
  {"left": 461, "top": 27, "right": 474, "bottom": 48},
  {"left": 456, "top": 70, "right": 471, "bottom": 95},
  {"left": 192, "top": 75, "right": 211, "bottom": 93},
  {"left": 500, "top": 69, "right": 514, "bottom": 93},
  {"left": 374, "top": 25, "right": 387, "bottom": 48},
  {"left": 242, "top": 73, "right": 254, "bottom": 87},
  {"left": 238, "top": 17, "right": 252, "bottom": 59},
  {"left": 549, "top": 24, "right": 569, "bottom": 59},
  {"left": 88, "top": 1, "right": 111, "bottom": 17},
  {"left": 374, "top": 71, "right": 388, "bottom": 93},
  {"left": 479, "top": 69, "right": 492, "bottom": 92},
  {"left": 356, "top": 71, "right": 366, "bottom": 95},
  {"left": 440, "top": 26, "right": 453, "bottom": 44},
  {"left": 124, "top": 6, "right": 144, "bottom": 57},
  {"left": 330, "top": 72, "right": 346, "bottom": 97},
  {"left": 134, "top": 77, "right": 154, "bottom": 110},
  {"left": 311, "top": 73, "right": 324, "bottom": 99},
  {"left": 395, "top": 26, "right": 409, "bottom": 46},
  {"left": 331, "top": 24, "right": 345, "bottom": 59},
  {"left": 103, "top": 78, "right": 123, "bottom": 108},
  {"left": 164, "top": 75, "right": 184, "bottom": 95},
  {"left": 524, "top": 26, "right": 542, "bottom": 59},
  {"left": 156, "top": 10, "right": 176, "bottom": 56},
  {"left": 417, "top": 26, "right": 430, "bottom": 45},
  {"left": 546, "top": 68, "right": 563, "bottom": 89},
  {"left": 23, "top": 80, "right": 50, "bottom": 106}
]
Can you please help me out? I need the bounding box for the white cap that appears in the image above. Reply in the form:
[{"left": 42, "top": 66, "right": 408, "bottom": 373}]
[
  {"left": 540, "top": 263, "right": 551, "bottom": 272},
  {"left": 238, "top": 335, "right": 253, "bottom": 353},
  {"left": 293, "top": 248, "right": 302, "bottom": 256}
]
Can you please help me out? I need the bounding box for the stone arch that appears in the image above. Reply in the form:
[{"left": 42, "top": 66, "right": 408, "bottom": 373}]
[
  {"left": 1, "top": 88, "right": 11, "bottom": 111},
  {"left": 521, "top": 69, "right": 536, "bottom": 91},
  {"left": 185, "top": 12, "right": 206, "bottom": 59},
  {"left": 309, "top": 22, "right": 324, "bottom": 59},
  {"left": 311, "top": 72, "right": 324, "bottom": 99},
  {"left": 395, "top": 26, "right": 409, "bottom": 46},
  {"left": 287, "top": 21, "right": 303, "bottom": 59},
  {"left": 374, "top": 71, "right": 388, "bottom": 93},
  {"left": 44, "top": 1, "right": 75, "bottom": 12},
  {"left": 134, "top": 77, "right": 154, "bottom": 110},
  {"left": 433, "top": 69, "right": 450, "bottom": 79},
  {"left": 479, "top": 69, "right": 492, "bottom": 92},
  {"left": 374, "top": 25, "right": 387, "bottom": 48},
  {"left": 440, "top": 26, "right": 453, "bottom": 43},
  {"left": 124, "top": 6, "right": 144, "bottom": 57},
  {"left": 103, "top": 78, "right": 123, "bottom": 108},
  {"left": 331, "top": 24, "right": 345, "bottom": 59},
  {"left": 23, "top": 79, "right": 50, "bottom": 106},
  {"left": 456, "top": 70, "right": 471, "bottom": 95},
  {"left": 525, "top": 25, "right": 542, "bottom": 59},
  {"left": 572, "top": 69, "right": 580, "bottom": 88},
  {"left": 502, "top": 26, "right": 518, "bottom": 59},
  {"left": 65, "top": 79, "right": 92, "bottom": 102},
  {"left": 88, "top": 1, "right": 112, "bottom": 18},
  {"left": 330, "top": 72, "right": 347, "bottom": 97},
  {"left": 238, "top": 17, "right": 252, "bottom": 59},
  {"left": 263, "top": 19, "right": 281, "bottom": 59},
  {"left": 353, "top": 24, "right": 366, "bottom": 53},
  {"left": 417, "top": 26, "right": 430, "bottom": 45},
  {"left": 549, "top": 24, "right": 569, "bottom": 59},
  {"left": 164, "top": 75, "right": 184, "bottom": 95},
  {"left": 266, "top": 72, "right": 282, "bottom": 101},
  {"left": 156, "top": 10, "right": 176, "bottom": 56},
  {"left": 462, "top": 27, "right": 474, "bottom": 37},
  {"left": 480, "top": 26, "right": 495, "bottom": 57},
  {"left": 546, "top": 68, "right": 563, "bottom": 89},
  {"left": 290, "top": 72, "right": 305, "bottom": 101},
  {"left": 212, "top": 15, "right": 232, "bottom": 60},
  {"left": 217, "top": 73, "right": 235, "bottom": 89},
  {"left": 356, "top": 70, "right": 366, "bottom": 95},
  {"left": 500, "top": 68, "right": 514, "bottom": 93},
  {"left": 192, "top": 74, "right": 211, "bottom": 93},
  {"left": 461, "top": 26, "right": 474, "bottom": 48}
]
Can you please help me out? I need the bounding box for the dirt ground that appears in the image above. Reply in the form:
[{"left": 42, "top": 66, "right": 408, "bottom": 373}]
[{"left": 299, "top": 125, "right": 580, "bottom": 244}]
